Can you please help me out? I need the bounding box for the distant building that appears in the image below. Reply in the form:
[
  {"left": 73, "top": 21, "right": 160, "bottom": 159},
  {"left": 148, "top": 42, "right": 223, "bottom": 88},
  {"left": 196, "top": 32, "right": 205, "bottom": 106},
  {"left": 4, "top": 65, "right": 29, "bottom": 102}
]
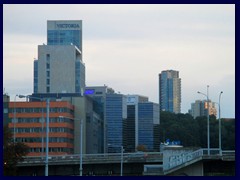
[
  {"left": 189, "top": 100, "right": 217, "bottom": 119},
  {"left": 123, "top": 95, "right": 160, "bottom": 152},
  {"left": 159, "top": 70, "right": 181, "bottom": 113},
  {"left": 34, "top": 20, "right": 85, "bottom": 94}
]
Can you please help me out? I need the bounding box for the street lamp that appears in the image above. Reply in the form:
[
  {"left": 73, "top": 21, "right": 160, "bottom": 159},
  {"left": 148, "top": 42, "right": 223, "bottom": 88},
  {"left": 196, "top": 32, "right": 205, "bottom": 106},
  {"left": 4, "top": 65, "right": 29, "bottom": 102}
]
[
  {"left": 13, "top": 94, "right": 18, "bottom": 144},
  {"left": 218, "top": 91, "right": 223, "bottom": 155},
  {"left": 59, "top": 116, "right": 83, "bottom": 176},
  {"left": 40, "top": 100, "right": 44, "bottom": 158},
  {"left": 19, "top": 95, "right": 50, "bottom": 176},
  {"left": 197, "top": 85, "right": 210, "bottom": 155},
  {"left": 120, "top": 145, "right": 123, "bottom": 176}
]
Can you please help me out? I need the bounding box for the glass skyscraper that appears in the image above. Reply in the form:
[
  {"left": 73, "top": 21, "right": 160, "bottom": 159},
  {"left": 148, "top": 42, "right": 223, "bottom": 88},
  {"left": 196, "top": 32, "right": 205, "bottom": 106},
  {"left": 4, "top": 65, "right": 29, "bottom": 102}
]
[
  {"left": 159, "top": 70, "right": 181, "bottom": 114},
  {"left": 124, "top": 95, "right": 160, "bottom": 152},
  {"left": 138, "top": 102, "right": 159, "bottom": 151},
  {"left": 106, "top": 94, "right": 127, "bottom": 153},
  {"left": 47, "top": 20, "right": 82, "bottom": 52}
]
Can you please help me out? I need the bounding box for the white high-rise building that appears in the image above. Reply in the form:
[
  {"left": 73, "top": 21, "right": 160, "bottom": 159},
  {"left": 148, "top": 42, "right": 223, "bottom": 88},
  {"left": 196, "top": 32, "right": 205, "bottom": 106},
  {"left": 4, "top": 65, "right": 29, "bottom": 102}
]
[{"left": 33, "top": 20, "right": 85, "bottom": 94}]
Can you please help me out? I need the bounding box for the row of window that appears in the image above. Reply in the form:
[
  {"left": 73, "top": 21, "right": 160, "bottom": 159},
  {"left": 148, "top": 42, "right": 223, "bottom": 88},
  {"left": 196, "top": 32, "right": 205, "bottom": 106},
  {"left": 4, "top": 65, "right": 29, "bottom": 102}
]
[
  {"left": 12, "top": 127, "right": 73, "bottom": 134},
  {"left": 16, "top": 137, "right": 73, "bottom": 143},
  {"left": 29, "top": 147, "right": 73, "bottom": 153},
  {"left": 46, "top": 54, "right": 50, "bottom": 93},
  {"left": 11, "top": 107, "right": 73, "bottom": 114},
  {"left": 11, "top": 117, "right": 74, "bottom": 123}
]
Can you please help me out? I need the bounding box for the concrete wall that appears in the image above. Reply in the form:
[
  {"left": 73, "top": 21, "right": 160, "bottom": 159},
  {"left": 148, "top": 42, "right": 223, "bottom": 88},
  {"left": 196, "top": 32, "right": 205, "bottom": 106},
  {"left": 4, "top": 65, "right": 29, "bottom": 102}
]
[
  {"left": 38, "top": 45, "right": 81, "bottom": 93},
  {"left": 169, "top": 161, "right": 203, "bottom": 176}
]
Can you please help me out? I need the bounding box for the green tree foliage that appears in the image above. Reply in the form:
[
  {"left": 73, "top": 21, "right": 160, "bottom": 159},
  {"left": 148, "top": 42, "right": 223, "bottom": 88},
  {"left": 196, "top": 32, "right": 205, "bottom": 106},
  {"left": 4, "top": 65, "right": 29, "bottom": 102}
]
[
  {"left": 3, "top": 125, "right": 29, "bottom": 176},
  {"left": 160, "top": 112, "right": 235, "bottom": 150},
  {"left": 136, "top": 144, "right": 147, "bottom": 152}
]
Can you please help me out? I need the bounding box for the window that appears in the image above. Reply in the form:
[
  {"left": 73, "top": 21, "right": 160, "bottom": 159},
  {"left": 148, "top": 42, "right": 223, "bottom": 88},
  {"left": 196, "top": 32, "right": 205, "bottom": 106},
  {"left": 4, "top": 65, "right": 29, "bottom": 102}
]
[
  {"left": 47, "top": 71, "right": 50, "bottom": 77},
  {"left": 46, "top": 54, "right": 50, "bottom": 61},
  {"left": 47, "top": 79, "right": 50, "bottom": 85},
  {"left": 46, "top": 63, "right": 50, "bottom": 69},
  {"left": 4, "top": 108, "right": 8, "bottom": 113},
  {"left": 47, "top": 87, "right": 50, "bottom": 93}
]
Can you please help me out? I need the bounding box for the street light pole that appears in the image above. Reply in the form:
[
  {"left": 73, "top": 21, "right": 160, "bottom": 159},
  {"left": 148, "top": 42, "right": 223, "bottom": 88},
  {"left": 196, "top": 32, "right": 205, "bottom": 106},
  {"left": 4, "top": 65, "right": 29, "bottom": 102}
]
[
  {"left": 198, "top": 85, "right": 210, "bottom": 155},
  {"left": 219, "top": 91, "right": 223, "bottom": 155},
  {"left": 80, "top": 119, "right": 83, "bottom": 176},
  {"left": 13, "top": 95, "right": 18, "bottom": 144},
  {"left": 45, "top": 98, "right": 49, "bottom": 176},
  {"left": 120, "top": 145, "right": 123, "bottom": 176},
  {"left": 41, "top": 100, "right": 44, "bottom": 158},
  {"left": 207, "top": 85, "right": 210, "bottom": 156}
]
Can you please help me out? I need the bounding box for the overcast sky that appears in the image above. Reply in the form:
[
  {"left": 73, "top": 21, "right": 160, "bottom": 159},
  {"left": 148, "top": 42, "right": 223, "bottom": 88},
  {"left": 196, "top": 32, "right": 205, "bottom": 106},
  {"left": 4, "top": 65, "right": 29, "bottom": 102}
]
[{"left": 3, "top": 4, "right": 235, "bottom": 118}]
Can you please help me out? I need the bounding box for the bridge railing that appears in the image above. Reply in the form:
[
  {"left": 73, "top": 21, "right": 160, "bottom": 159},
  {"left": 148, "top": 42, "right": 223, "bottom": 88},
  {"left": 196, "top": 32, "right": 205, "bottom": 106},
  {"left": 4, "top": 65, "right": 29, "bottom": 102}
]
[
  {"left": 202, "top": 149, "right": 235, "bottom": 156},
  {"left": 222, "top": 150, "right": 235, "bottom": 156},
  {"left": 21, "top": 152, "right": 163, "bottom": 165}
]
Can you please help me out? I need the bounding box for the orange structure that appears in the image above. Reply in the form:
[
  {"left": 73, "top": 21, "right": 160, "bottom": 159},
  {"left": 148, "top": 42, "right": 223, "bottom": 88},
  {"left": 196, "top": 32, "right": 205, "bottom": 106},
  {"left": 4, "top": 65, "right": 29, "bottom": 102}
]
[{"left": 8, "top": 101, "right": 74, "bottom": 156}]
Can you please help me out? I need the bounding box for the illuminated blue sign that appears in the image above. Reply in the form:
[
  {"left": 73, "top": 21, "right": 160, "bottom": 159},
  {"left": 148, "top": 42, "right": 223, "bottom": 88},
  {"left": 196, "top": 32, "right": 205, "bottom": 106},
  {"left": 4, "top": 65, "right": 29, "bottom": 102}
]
[
  {"left": 56, "top": 24, "right": 80, "bottom": 28},
  {"left": 166, "top": 139, "right": 181, "bottom": 145},
  {"left": 84, "top": 89, "right": 95, "bottom": 95}
]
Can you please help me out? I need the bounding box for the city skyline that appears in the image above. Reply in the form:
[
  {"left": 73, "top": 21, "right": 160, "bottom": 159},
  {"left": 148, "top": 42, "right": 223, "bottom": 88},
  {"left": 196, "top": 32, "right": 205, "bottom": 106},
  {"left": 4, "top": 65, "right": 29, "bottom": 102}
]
[{"left": 3, "top": 4, "right": 235, "bottom": 118}]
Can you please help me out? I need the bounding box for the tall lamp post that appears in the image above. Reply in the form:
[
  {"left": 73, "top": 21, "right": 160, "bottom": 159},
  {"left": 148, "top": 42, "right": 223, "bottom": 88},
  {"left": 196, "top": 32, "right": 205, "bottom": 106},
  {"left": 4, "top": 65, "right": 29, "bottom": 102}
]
[
  {"left": 120, "top": 145, "right": 123, "bottom": 176},
  {"left": 59, "top": 116, "right": 83, "bottom": 176},
  {"left": 13, "top": 94, "right": 18, "bottom": 144},
  {"left": 19, "top": 95, "right": 49, "bottom": 176},
  {"left": 218, "top": 91, "right": 223, "bottom": 155},
  {"left": 198, "top": 85, "right": 210, "bottom": 155}
]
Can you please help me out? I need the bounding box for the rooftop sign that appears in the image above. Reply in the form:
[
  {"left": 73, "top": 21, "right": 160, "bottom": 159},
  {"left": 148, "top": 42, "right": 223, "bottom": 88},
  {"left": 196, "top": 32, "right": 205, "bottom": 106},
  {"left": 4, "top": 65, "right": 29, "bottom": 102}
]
[{"left": 56, "top": 24, "right": 80, "bottom": 28}]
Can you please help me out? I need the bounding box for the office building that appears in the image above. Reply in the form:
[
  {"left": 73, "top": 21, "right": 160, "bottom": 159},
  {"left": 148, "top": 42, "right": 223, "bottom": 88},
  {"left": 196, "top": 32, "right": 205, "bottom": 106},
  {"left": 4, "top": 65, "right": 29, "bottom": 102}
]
[
  {"left": 8, "top": 101, "right": 74, "bottom": 156},
  {"left": 85, "top": 86, "right": 115, "bottom": 153},
  {"left": 159, "top": 70, "right": 181, "bottom": 113},
  {"left": 123, "top": 95, "right": 148, "bottom": 152},
  {"left": 30, "top": 92, "right": 104, "bottom": 154},
  {"left": 138, "top": 102, "right": 160, "bottom": 151},
  {"left": 34, "top": 20, "right": 85, "bottom": 94},
  {"left": 124, "top": 95, "right": 160, "bottom": 152},
  {"left": 189, "top": 100, "right": 217, "bottom": 119},
  {"left": 106, "top": 94, "right": 127, "bottom": 153}
]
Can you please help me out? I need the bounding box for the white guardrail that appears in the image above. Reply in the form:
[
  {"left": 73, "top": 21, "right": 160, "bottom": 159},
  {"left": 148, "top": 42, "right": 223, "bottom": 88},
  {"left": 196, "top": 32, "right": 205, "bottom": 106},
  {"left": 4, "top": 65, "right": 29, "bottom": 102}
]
[{"left": 165, "top": 148, "right": 235, "bottom": 171}]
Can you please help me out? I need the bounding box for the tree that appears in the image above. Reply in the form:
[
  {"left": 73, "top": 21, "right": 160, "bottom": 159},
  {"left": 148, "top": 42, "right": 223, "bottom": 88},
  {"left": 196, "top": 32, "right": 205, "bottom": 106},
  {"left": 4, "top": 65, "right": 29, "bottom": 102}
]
[
  {"left": 3, "top": 125, "right": 29, "bottom": 176},
  {"left": 136, "top": 144, "right": 147, "bottom": 152}
]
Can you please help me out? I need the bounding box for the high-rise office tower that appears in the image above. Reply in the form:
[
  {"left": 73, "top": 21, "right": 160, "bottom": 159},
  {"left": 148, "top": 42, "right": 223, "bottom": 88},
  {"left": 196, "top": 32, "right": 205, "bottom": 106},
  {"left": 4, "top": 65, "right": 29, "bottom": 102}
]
[
  {"left": 34, "top": 20, "right": 85, "bottom": 94},
  {"left": 189, "top": 100, "right": 217, "bottom": 119},
  {"left": 124, "top": 95, "right": 160, "bottom": 152},
  {"left": 159, "top": 70, "right": 181, "bottom": 113},
  {"left": 106, "top": 93, "right": 127, "bottom": 153},
  {"left": 85, "top": 86, "right": 115, "bottom": 153}
]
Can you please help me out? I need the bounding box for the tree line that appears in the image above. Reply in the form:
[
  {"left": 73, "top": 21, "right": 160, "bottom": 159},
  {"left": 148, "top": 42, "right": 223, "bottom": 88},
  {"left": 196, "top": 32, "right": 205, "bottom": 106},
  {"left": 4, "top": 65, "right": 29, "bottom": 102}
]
[
  {"left": 3, "top": 125, "right": 29, "bottom": 176},
  {"left": 159, "top": 111, "right": 235, "bottom": 150}
]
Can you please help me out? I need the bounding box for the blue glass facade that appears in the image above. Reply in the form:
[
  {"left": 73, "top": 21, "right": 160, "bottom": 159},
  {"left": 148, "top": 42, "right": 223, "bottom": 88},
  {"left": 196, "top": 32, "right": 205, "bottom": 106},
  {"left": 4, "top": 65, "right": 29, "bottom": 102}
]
[
  {"left": 47, "top": 30, "right": 82, "bottom": 51},
  {"left": 159, "top": 70, "right": 181, "bottom": 113},
  {"left": 123, "top": 105, "right": 136, "bottom": 152},
  {"left": 75, "top": 61, "right": 85, "bottom": 93},
  {"left": 106, "top": 94, "right": 127, "bottom": 153},
  {"left": 138, "top": 103, "right": 155, "bottom": 151}
]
